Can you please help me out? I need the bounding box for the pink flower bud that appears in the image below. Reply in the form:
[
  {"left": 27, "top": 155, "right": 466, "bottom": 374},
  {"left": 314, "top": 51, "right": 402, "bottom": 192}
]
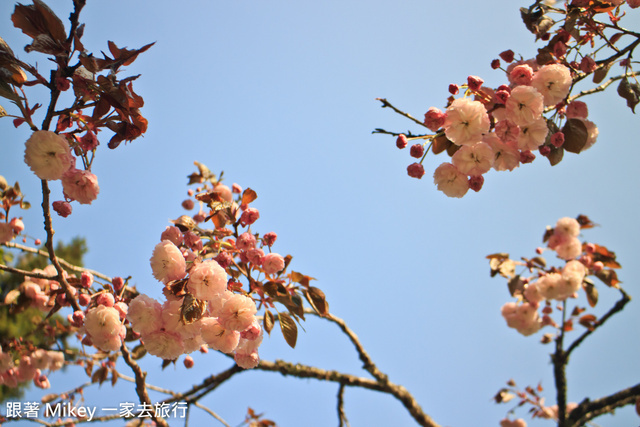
[
  {"left": 81, "top": 271, "right": 93, "bottom": 288},
  {"left": 499, "top": 50, "right": 515, "bottom": 63},
  {"left": 519, "top": 150, "right": 536, "bottom": 164},
  {"left": 78, "top": 293, "right": 91, "bottom": 306},
  {"left": 71, "top": 310, "right": 84, "bottom": 327},
  {"left": 56, "top": 77, "right": 71, "bottom": 91},
  {"left": 468, "top": 175, "right": 484, "bottom": 192},
  {"left": 232, "top": 183, "right": 242, "bottom": 193},
  {"left": 585, "top": 243, "right": 596, "bottom": 253},
  {"left": 448, "top": 84, "right": 459, "bottom": 95},
  {"left": 539, "top": 145, "right": 551, "bottom": 156},
  {"left": 112, "top": 276, "right": 125, "bottom": 292},
  {"left": 236, "top": 232, "right": 257, "bottom": 251},
  {"left": 182, "top": 199, "right": 195, "bottom": 210},
  {"left": 495, "top": 90, "right": 510, "bottom": 104},
  {"left": 240, "top": 208, "right": 260, "bottom": 227},
  {"left": 423, "top": 107, "right": 446, "bottom": 132},
  {"left": 467, "top": 75, "right": 484, "bottom": 92},
  {"left": 396, "top": 134, "right": 408, "bottom": 149},
  {"left": 96, "top": 293, "right": 115, "bottom": 307},
  {"left": 553, "top": 41, "right": 567, "bottom": 58},
  {"left": 550, "top": 132, "right": 565, "bottom": 148},
  {"left": 215, "top": 251, "right": 233, "bottom": 268},
  {"left": 183, "top": 355, "right": 194, "bottom": 369},
  {"left": 52, "top": 201, "right": 72, "bottom": 218},
  {"left": 79, "top": 131, "right": 99, "bottom": 151},
  {"left": 592, "top": 261, "right": 604, "bottom": 272},
  {"left": 34, "top": 238, "right": 41, "bottom": 245},
  {"left": 406, "top": 162, "right": 425, "bottom": 179},
  {"left": 409, "top": 144, "right": 424, "bottom": 158},
  {"left": 491, "top": 59, "right": 501, "bottom": 69},
  {"left": 262, "top": 232, "right": 277, "bottom": 247}
]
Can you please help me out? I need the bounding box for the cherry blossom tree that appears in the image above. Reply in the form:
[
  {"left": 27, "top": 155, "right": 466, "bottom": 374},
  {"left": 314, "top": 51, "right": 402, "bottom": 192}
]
[{"left": 0, "top": 0, "right": 639, "bottom": 426}]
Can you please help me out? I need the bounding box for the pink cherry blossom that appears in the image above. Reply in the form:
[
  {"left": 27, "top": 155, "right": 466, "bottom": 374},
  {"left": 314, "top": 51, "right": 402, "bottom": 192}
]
[
  {"left": 24, "top": 130, "right": 74, "bottom": 181},
  {"left": 443, "top": 98, "right": 490, "bottom": 146},
  {"left": 218, "top": 294, "right": 257, "bottom": 332},
  {"left": 505, "top": 85, "right": 544, "bottom": 126},
  {"left": 531, "top": 64, "right": 572, "bottom": 106},
  {"left": 200, "top": 317, "right": 240, "bottom": 353},
  {"left": 501, "top": 302, "right": 542, "bottom": 336},
  {"left": 262, "top": 253, "right": 285, "bottom": 276},
  {"left": 509, "top": 64, "right": 534, "bottom": 86},
  {"left": 213, "top": 184, "right": 233, "bottom": 202},
  {"left": 484, "top": 134, "right": 520, "bottom": 172},
  {"left": 61, "top": 168, "right": 100, "bottom": 205},
  {"left": 516, "top": 117, "right": 549, "bottom": 151},
  {"left": 150, "top": 240, "right": 187, "bottom": 284},
  {"left": 433, "top": 162, "right": 469, "bottom": 198},
  {"left": 500, "top": 419, "right": 527, "bottom": 427},
  {"left": 628, "top": 0, "right": 640, "bottom": 8},
  {"left": 562, "top": 260, "right": 586, "bottom": 292},
  {"left": 187, "top": 260, "right": 228, "bottom": 301},
  {"left": 143, "top": 329, "right": 184, "bottom": 360},
  {"left": 234, "top": 351, "right": 259, "bottom": 369},
  {"left": 451, "top": 142, "right": 494, "bottom": 176},
  {"left": 127, "top": 295, "right": 164, "bottom": 335},
  {"left": 84, "top": 305, "right": 126, "bottom": 352}
]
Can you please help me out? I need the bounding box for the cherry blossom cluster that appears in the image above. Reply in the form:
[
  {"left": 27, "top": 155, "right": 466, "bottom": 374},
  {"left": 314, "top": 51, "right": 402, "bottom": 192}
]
[
  {"left": 23, "top": 130, "right": 100, "bottom": 216},
  {"left": 399, "top": 60, "right": 594, "bottom": 198},
  {"left": 118, "top": 164, "right": 325, "bottom": 370},
  {"left": 493, "top": 216, "right": 620, "bottom": 338},
  {"left": 384, "top": 1, "right": 640, "bottom": 197},
  {"left": 0, "top": 346, "right": 64, "bottom": 390}
]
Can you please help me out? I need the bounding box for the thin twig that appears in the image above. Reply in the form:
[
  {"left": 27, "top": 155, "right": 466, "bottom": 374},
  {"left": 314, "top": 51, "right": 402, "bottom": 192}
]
[
  {"left": 337, "top": 383, "right": 350, "bottom": 427},
  {"left": 2, "top": 241, "right": 113, "bottom": 282},
  {"left": 376, "top": 98, "right": 428, "bottom": 129}
]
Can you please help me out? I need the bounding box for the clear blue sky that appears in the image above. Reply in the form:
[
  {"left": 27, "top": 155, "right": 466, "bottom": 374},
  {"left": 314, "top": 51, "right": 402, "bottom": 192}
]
[{"left": 1, "top": 1, "right": 639, "bottom": 426}]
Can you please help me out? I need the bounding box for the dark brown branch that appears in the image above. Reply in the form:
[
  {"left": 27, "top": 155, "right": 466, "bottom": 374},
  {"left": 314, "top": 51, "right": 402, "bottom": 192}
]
[
  {"left": 40, "top": 180, "right": 81, "bottom": 312},
  {"left": 553, "top": 301, "right": 568, "bottom": 427},
  {"left": 566, "top": 288, "right": 630, "bottom": 357},
  {"left": 120, "top": 344, "right": 169, "bottom": 427},
  {"left": 567, "top": 383, "right": 640, "bottom": 427}
]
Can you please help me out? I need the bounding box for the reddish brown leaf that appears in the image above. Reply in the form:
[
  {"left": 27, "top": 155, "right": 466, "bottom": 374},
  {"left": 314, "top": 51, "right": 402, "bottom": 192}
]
[
  {"left": 12, "top": 0, "right": 67, "bottom": 55},
  {"left": 595, "top": 269, "right": 620, "bottom": 288},
  {"left": 305, "top": 286, "right": 329, "bottom": 316},
  {"left": 579, "top": 314, "right": 597, "bottom": 330},
  {"left": 576, "top": 214, "right": 596, "bottom": 229},
  {"left": 593, "top": 61, "right": 612, "bottom": 84},
  {"left": 241, "top": 188, "right": 258, "bottom": 205},
  {"left": 263, "top": 309, "right": 274, "bottom": 335},
  {"left": 562, "top": 118, "right": 588, "bottom": 153},
  {"left": 583, "top": 280, "right": 598, "bottom": 307},
  {"left": 431, "top": 134, "right": 451, "bottom": 155},
  {"left": 278, "top": 312, "right": 297, "bottom": 348}
]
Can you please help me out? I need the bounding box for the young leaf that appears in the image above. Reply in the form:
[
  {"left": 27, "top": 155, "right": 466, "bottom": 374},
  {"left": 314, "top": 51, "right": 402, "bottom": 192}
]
[
  {"left": 305, "top": 286, "right": 329, "bottom": 316},
  {"left": 278, "top": 312, "right": 297, "bottom": 348},
  {"left": 562, "top": 119, "right": 588, "bottom": 153},
  {"left": 617, "top": 77, "right": 640, "bottom": 113},
  {"left": 263, "top": 309, "right": 274, "bottom": 335}
]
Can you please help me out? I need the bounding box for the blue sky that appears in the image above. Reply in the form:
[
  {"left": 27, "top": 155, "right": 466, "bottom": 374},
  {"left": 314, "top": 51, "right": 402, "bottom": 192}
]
[{"left": 1, "top": 1, "right": 640, "bottom": 426}]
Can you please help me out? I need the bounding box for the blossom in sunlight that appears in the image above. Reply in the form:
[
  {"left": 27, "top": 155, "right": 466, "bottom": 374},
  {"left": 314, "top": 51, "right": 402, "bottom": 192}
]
[
  {"left": 187, "top": 260, "right": 228, "bottom": 301},
  {"left": 127, "top": 294, "right": 163, "bottom": 336},
  {"left": 501, "top": 302, "right": 542, "bottom": 336},
  {"left": 143, "top": 330, "right": 184, "bottom": 360},
  {"left": 451, "top": 142, "right": 494, "bottom": 176},
  {"left": 443, "top": 98, "right": 490, "bottom": 146},
  {"left": 200, "top": 317, "right": 240, "bottom": 353},
  {"left": 531, "top": 64, "right": 572, "bottom": 106},
  {"left": 505, "top": 85, "right": 544, "bottom": 126},
  {"left": 24, "top": 131, "right": 74, "bottom": 180},
  {"left": 218, "top": 294, "right": 257, "bottom": 332},
  {"left": 61, "top": 168, "right": 100, "bottom": 204},
  {"left": 433, "top": 162, "right": 469, "bottom": 198},
  {"left": 516, "top": 117, "right": 548, "bottom": 151},
  {"left": 150, "top": 240, "right": 187, "bottom": 284},
  {"left": 262, "top": 253, "right": 285, "bottom": 276},
  {"left": 500, "top": 419, "right": 527, "bottom": 427},
  {"left": 84, "top": 305, "right": 126, "bottom": 352},
  {"left": 484, "top": 134, "right": 520, "bottom": 172}
]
